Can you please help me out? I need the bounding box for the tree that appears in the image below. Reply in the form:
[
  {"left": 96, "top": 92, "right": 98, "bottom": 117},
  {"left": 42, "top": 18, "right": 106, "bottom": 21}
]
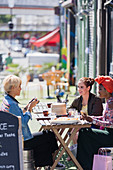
[{"left": 0, "top": 15, "right": 11, "bottom": 23}]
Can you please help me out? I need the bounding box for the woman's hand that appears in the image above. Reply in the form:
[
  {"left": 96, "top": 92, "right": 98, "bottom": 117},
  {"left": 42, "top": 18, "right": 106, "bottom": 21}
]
[
  {"left": 28, "top": 98, "right": 39, "bottom": 112},
  {"left": 81, "top": 113, "right": 93, "bottom": 122},
  {"left": 23, "top": 98, "right": 39, "bottom": 113}
]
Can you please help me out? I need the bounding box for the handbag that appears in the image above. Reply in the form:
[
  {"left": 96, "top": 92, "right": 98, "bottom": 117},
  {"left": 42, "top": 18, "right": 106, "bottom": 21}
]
[{"left": 92, "top": 148, "right": 112, "bottom": 170}]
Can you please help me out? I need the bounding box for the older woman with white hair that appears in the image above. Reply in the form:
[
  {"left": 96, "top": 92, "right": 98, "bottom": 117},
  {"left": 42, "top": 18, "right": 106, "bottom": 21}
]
[{"left": 0, "top": 75, "right": 59, "bottom": 169}]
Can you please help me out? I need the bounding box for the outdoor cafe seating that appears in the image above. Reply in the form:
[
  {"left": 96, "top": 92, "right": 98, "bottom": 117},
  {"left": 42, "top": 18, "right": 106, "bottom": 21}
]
[
  {"left": 41, "top": 72, "right": 55, "bottom": 99},
  {"left": 41, "top": 70, "right": 69, "bottom": 99},
  {"left": 32, "top": 102, "right": 91, "bottom": 170}
]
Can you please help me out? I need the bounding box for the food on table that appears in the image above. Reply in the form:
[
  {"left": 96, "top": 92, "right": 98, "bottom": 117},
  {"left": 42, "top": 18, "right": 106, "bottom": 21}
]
[{"left": 53, "top": 117, "right": 79, "bottom": 121}]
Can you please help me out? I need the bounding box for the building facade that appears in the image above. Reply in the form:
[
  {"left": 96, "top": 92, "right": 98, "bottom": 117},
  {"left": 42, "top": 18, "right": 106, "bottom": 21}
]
[
  {"left": 0, "top": 0, "right": 59, "bottom": 32},
  {"left": 60, "top": 0, "right": 113, "bottom": 92}
]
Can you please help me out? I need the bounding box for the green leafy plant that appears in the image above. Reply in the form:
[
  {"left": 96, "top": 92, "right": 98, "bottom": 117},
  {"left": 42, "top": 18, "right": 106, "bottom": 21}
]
[
  {"left": 8, "top": 63, "right": 19, "bottom": 68},
  {"left": 37, "top": 62, "right": 55, "bottom": 74}
]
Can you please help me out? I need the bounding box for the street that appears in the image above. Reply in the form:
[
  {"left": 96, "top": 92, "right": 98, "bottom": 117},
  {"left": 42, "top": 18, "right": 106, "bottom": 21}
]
[
  {"left": 13, "top": 55, "right": 29, "bottom": 67},
  {"left": 0, "top": 40, "right": 29, "bottom": 67}
]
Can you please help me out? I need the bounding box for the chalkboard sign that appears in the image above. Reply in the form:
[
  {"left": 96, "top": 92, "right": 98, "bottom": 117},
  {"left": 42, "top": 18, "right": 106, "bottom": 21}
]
[{"left": 0, "top": 111, "right": 23, "bottom": 170}]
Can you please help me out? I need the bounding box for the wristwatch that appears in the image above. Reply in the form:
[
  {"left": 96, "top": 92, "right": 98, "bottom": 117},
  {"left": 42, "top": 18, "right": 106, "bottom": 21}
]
[{"left": 24, "top": 107, "right": 27, "bottom": 111}]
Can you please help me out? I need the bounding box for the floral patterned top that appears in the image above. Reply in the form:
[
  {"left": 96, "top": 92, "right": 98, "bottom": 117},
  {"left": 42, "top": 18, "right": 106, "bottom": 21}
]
[{"left": 92, "top": 97, "right": 113, "bottom": 128}]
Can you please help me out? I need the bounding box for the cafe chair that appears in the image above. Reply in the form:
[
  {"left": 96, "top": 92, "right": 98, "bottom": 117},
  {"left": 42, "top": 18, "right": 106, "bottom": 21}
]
[
  {"left": 56, "top": 72, "right": 70, "bottom": 92},
  {"left": 55, "top": 88, "right": 65, "bottom": 97},
  {"left": 56, "top": 94, "right": 69, "bottom": 104},
  {"left": 42, "top": 72, "right": 55, "bottom": 99}
]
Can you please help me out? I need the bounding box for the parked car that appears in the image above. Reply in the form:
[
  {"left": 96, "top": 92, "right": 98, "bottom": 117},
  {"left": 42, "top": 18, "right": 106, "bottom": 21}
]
[{"left": 11, "top": 44, "right": 22, "bottom": 52}]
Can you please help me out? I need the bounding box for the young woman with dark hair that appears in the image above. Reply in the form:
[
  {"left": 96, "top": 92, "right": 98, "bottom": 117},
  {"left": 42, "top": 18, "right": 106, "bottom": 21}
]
[{"left": 68, "top": 77, "right": 103, "bottom": 116}]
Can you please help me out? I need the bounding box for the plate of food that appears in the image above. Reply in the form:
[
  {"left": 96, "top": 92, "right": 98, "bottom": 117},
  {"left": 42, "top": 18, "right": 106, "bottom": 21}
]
[{"left": 50, "top": 117, "right": 81, "bottom": 124}]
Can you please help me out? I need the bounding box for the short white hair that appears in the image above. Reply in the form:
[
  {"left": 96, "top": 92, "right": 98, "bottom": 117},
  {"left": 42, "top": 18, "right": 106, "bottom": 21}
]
[{"left": 3, "top": 75, "right": 22, "bottom": 93}]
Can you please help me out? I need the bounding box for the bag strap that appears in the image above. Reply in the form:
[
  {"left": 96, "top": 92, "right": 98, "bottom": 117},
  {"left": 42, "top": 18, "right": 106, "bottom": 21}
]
[{"left": 98, "top": 148, "right": 111, "bottom": 156}]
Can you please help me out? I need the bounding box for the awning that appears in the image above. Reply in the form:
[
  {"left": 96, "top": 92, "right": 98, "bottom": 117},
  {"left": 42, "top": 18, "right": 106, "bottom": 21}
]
[
  {"left": 29, "top": 36, "right": 37, "bottom": 43},
  {"left": 32, "top": 27, "right": 60, "bottom": 47}
]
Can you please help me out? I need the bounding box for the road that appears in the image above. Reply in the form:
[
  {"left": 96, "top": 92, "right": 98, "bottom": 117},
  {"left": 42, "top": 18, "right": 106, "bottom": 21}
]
[
  {"left": 0, "top": 39, "right": 29, "bottom": 67},
  {"left": 12, "top": 53, "right": 29, "bottom": 68}
]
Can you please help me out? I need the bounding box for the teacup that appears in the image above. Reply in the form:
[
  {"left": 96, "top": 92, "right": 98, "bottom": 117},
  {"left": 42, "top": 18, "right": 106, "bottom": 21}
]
[
  {"left": 47, "top": 103, "right": 52, "bottom": 108},
  {"left": 43, "top": 110, "right": 49, "bottom": 116},
  {"left": 68, "top": 109, "right": 76, "bottom": 117}
]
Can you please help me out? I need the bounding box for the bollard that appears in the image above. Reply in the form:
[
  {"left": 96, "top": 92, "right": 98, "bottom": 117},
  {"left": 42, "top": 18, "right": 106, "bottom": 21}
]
[{"left": 23, "top": 150, "right": 35, "bottom": 170}]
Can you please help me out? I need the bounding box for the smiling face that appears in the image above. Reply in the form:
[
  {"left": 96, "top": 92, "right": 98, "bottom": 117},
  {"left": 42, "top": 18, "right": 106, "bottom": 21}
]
[
  {"left": 98, "top": 84, "right": 108, "bottom": 98},
  {"left": 78, "top": 80, "right": 90, "bottom": 96}
]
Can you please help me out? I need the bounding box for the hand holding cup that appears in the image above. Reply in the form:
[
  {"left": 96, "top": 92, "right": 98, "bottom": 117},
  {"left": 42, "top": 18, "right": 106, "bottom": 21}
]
[{"left": 81, "top": 112, "right": 93, "bottom": 122}]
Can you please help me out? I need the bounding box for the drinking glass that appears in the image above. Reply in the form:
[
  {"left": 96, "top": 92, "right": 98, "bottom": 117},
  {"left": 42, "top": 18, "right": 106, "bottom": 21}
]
[{"left": 68, "top": 109, "right": 76, "bottom": 117}]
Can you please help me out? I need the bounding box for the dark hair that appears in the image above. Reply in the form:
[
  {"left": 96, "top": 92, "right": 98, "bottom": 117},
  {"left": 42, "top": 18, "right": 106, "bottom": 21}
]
[{"left": 79, "top": 77, "right": 95, "bottom": 91}]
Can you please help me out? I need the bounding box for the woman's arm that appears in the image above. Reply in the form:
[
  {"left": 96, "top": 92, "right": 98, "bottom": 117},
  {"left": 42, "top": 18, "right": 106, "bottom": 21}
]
[
  {"left": 9, "top": 103, "right": 31, "bottom": 127},
  {"left": 81, "top": 113, "right": 113, "bottom": 128},
  {"left": 92, "top": 119, "right": 112, "bottom": 127},
  {"left": 82, "top": 98, "right": 113, "bottom": 128},
  {"left": 93, "top": 98, "right": 113, "bottom": 127},
  {"left": 23, "top": 98, "right": 40, "bottom": 113}
]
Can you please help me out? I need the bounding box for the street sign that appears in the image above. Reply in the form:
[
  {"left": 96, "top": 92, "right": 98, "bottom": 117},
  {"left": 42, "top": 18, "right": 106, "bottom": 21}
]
[{"left": 24, "top": 33, "right": 30, "bottom": 39}]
